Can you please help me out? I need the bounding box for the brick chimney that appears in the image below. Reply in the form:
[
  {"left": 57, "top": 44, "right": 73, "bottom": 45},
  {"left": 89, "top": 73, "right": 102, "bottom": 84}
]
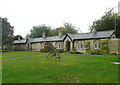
[
  {"left": 42, "top": 31, "right": 46, "bottom": 38},
  {"left": 18, "top": 36, "right": 21, "bottom": 40},
  {"left": 58, "top": 31, "right": 62, "bottom": 36}
]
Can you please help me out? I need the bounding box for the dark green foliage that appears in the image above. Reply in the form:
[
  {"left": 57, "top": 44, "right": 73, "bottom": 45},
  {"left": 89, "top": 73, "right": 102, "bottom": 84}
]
[
  {"left": 27, "top": 22, "right": 78, "bottom": 38},
  {"left": 28, "top": 24, "right": 53, "bottom": 38},
  {"left": 100, "top": 39, "right": 109, "bottom": 53},
  {"left": 89, "top": 50, "right": 105, "bottom": 55},
  {"left": 55, "top": 49, "right": 64, "bottom": 53},
  {"left": 95, "top": 14, "right": 115, "bottom": 31},
  {"left": 53, "top": 22, "right": 78, "bottom": 35},
  {"left": 86, "top": 41, "right": 90, "bottom": 51},
  {"left": 89, "top": 9, "right": 120, "bottom": 38},
  {"left": 0, "top": 17, "right": 14, "bottom": 50},
  {"left": 62, "top": 22, "right": 78, "bottom": 34}
]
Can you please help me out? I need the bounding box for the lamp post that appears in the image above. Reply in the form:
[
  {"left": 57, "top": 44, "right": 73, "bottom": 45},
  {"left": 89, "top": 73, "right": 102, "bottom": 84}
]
[
  {"left": 111, "top": 4, "right": 120, "bottom": 37},
  {"left": 118, "top": 1, "right": 120, "bottom": 16}
]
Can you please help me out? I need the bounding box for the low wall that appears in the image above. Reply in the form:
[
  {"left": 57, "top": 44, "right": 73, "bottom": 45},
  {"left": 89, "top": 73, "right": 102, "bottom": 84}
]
[{"left": 108, "top": 38, "right": 120, "bottom": 55}]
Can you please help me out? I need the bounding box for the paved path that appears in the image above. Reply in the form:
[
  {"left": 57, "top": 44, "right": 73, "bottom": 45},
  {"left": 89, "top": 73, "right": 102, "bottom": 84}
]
[
  {"left": 0, "top": 54, "right": 47, "bottom": 60},
  {"left": 112, "top": 62, "right": 120, "bottom": 64}
]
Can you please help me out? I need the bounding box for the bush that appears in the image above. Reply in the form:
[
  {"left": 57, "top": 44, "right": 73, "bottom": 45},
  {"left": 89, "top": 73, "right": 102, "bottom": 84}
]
[
  {"left": 41, "top": 42, "right": 55, "bottom": 52},
  {"left": 86, "top": 41, "right": 90, "bottom": 51},
  {"left": 55, "top": 49, "right": 64, "bottom": 53},
  {"left": 69, "top": 51, "right": 83, "bottom": 54},
  {"left": 100, "top": 39, "right": 109, "bottom": 53},
  {"left": 0, "top": 50, "right": 8, "bottom": 52},
  {"left": 90, "top": 50, "right": 105, "bottom": 55},
  {"left": 41, "top": 49, "right": 47, "bottom": 52}
]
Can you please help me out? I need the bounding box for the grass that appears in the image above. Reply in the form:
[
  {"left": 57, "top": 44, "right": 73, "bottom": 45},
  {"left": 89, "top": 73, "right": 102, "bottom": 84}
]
[{"left": 1, "top": 51, "right": 119, "bottom": 83}]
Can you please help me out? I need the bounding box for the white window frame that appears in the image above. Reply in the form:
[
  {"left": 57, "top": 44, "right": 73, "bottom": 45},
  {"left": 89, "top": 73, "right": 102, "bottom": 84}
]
[
  {"left": 77, "top": 44, "right": 80, "bottom": 49},
  {"left": 98, "top": 43, "right": 101, "bottom": 49},
  {"left": 56, "top": 44, "right": 63, "bottom": 49},
  {"left": 94, "top": 42, "right": 100, "bottom": 49},
  {"left": 80, "top": 44, "right": 84, "bottom": 49},
  {"left": 94, "top": 43, "right": 98, "bottom": 49},
  {"left": 77, "top": 43, "right": 85, "bottom": 49}
]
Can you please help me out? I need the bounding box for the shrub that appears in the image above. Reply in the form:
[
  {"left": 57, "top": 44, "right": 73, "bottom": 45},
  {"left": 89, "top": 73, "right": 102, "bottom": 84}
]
[
  {"left": 41, "top": 42, "right": 55, "bottom": 52},
  {"left": 90, "top": 50, "right": 105, "bottom": 55},
  {"left": 86, "top": 41, "right": 90, "bottom": 51},
  {"left": 41, "top": 49, "right": 47, "bottom": 52},
  {"left": 69, "top": 51, "right": 83, "bottom": 54},
  {"left": 72, "top": 48, "right": 76, "bottom": 51},
  {"left": 100, "top": 39, "right": 109, "bottom": 53},
  {"left": 55, "top": 49, "right": 64, "bottom": 53}
]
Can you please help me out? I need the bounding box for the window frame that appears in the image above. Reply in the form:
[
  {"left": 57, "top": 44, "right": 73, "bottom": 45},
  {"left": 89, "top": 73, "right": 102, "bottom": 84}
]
[
  {"left": 56, "top": 44, "right": 63, "bottom": 49},
  {"left": 77, "top": 43, "right": 85, "bottom": 49},
  {"left": 94, "top": 41, "right": 100, "bottom": 49}
]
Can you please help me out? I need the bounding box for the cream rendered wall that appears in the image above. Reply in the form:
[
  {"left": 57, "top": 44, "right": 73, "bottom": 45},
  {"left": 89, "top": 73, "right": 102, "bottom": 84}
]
[
  {"left": 73, "top": 39, "right": 101, "bottom": 53},
  {"left": 31, "top": 43, "right": 40, "bottom": 51},
  {"left": 89, "top": 39, "right": 100, "bottom": 50},
  {"left": 53, "top": 42, "right": 64, "bottom": 49},
  {"left": 31, "top": 41, "right": 64, "bottom": 51},
  {"left": 14, "top": 44, "right": 28, "bottom": 51},
  {"left": 74, "top": 40, "right": 86, "bottom": 53}
]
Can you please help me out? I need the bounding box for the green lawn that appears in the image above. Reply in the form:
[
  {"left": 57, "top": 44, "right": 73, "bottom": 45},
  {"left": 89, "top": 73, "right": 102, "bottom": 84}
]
[{"left": 1, "top": 51, "right": 118, "bottom": 83}]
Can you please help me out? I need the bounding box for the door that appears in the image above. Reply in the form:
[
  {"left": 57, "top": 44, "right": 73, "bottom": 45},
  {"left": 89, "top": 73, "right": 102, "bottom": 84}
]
[{"left": 66, "top": 41, "right": 70, "bottom": 52}]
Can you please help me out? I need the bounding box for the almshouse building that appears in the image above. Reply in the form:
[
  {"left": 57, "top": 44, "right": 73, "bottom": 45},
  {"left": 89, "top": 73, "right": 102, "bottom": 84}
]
[{"left": 13, "top": 30, "right": 120, "bottom": 55}]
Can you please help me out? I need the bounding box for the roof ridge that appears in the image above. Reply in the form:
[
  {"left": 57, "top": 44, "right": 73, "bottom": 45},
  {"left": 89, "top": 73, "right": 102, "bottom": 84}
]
[
  {"left": 68, "top": 30, "right": 115, "bottom": 35},
  {"left": 29, "top": 35, "right": 65, "bottom": 39},
  {"left": 97, "top": 30, "right": 114, "bottom": 32}
]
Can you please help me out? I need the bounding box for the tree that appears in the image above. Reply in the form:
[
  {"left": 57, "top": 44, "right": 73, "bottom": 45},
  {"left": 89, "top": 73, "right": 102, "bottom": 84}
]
[
  {"left": 27, "top": 22, "right": 78, "bottom": 38},
  {"left": 53, "top": 22, "right": 78, "bottom": 35},
  {"left": 28, "top": 24, "right": 52, "bottom": 38},
  {"left": 44, "top": 42, "right": 61, "bottom": 62},
  {"left": 63, "top": 22, "right": 78, "bottom": 34},
  {"left": 0, "top": 17, "right": 14, "bottom": 50},
  {"left": 89, "top": 9, "right": 120, "bottom": 38},
  {"left": 14, "top": 35, "right": 23, "bottom": 40}
]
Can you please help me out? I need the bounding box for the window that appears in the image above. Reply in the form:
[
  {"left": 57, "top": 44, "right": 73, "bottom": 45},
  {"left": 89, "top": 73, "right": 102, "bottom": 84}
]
[
  {"left": 58, "top": 44, "right": 61, "bottom": 49},
  {"left": 94, "top": 42, "right": 100, "bottom": 49},
  {"left": 94, "top": 44, "right": 97, "bottom": 49},
  {"left": 56, "top": 44, "right": 63, "bottom": 49},
  {"left": 80, "top": 44, "right": 83, "bottom": 49},
  {"left": 98, "top": 43, "right": 100, "bottom": 49},
  {"left": 77, "top": 44, "right": 80, "bottom": 49},
  {"left": 77, "top": 43, "right": 84, "bottom": 49}
]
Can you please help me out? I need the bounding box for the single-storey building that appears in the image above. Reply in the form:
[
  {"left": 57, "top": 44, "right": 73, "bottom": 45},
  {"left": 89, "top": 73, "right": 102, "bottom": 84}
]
[{"left": 13, "top": 30, "right": 120, "bottom": 55}]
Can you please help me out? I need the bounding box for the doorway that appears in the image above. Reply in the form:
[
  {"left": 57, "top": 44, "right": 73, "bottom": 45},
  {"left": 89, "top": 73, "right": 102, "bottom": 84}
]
[{"left": 66, "top": 41, "right": 70, "bottom": 52}]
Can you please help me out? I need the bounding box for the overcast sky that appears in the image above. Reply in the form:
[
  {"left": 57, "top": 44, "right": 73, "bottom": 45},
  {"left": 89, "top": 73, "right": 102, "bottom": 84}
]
[{"left": 0, "top": 0, "right": 120, "bottom": 37}]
